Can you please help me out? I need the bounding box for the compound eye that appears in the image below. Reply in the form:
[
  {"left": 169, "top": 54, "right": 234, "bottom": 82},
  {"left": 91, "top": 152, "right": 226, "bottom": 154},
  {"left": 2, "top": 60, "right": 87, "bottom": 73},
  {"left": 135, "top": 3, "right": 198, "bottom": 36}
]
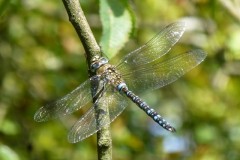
[
  {"left": 91, "top": 63, "right": 100, "bottom": 72},
  {"left": 101, "top": 57, "right": 108, "bottom": 64}
]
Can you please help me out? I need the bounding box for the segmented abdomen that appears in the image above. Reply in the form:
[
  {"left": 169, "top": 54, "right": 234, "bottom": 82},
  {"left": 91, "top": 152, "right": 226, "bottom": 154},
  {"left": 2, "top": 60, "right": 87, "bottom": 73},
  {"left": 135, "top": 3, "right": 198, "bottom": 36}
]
[{"left": 121, "top": 87, "right": 176, "bottom": 132}]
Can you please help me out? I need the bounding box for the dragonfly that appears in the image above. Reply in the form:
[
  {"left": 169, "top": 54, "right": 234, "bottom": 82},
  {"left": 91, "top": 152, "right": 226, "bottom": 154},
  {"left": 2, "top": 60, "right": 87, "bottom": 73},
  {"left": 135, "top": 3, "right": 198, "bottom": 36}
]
[{"left": 34, "top": 22, "right": 206, "bottom": 143}]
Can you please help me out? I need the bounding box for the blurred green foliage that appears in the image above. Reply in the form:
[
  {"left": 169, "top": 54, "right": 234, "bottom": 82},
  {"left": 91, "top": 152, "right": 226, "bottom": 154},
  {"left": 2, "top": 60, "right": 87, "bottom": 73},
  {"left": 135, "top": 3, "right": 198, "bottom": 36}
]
[{"left": 0, "top": 0, "right": 240, "bottom": 160}]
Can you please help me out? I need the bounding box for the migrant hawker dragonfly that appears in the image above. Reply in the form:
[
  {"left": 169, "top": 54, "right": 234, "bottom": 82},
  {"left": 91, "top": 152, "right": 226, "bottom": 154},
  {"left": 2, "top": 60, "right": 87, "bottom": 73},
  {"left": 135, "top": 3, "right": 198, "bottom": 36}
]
[{"left": 34, "top": 22, "right": 206, "bottom": 143}]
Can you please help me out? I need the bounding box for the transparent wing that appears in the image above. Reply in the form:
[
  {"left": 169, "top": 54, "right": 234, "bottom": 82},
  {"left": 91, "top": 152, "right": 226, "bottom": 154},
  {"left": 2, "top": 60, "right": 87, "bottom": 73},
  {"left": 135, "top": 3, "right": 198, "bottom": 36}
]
[
  {"left": 115, "top": 22, "right": 186, "bottom": 70},
  {"left": 34, "top": 75, "right": 105, "bottom": 122},
  {"left": 68, "top": 86, "right": 129, "bottom": 143},
  {"left": 121, "top": 49, "right": 206, "bottom": 93}
]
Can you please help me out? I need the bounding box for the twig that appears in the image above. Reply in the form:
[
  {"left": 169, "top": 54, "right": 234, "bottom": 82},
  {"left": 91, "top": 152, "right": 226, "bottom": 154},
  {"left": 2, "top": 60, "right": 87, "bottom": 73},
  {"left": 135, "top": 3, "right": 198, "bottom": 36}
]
[
  {"left": 61, "top": 0, "right": 100, "bottom": 66},
  {"left": 61, "top": 0, "right": 112, "bottom": 159}
]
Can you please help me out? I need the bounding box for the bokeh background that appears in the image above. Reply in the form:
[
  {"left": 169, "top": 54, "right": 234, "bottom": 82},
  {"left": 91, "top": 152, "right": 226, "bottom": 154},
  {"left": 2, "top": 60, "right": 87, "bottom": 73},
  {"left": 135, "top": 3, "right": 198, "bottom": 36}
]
[{"left": 1, "top": 0, "right": 240, "bottom": 159}]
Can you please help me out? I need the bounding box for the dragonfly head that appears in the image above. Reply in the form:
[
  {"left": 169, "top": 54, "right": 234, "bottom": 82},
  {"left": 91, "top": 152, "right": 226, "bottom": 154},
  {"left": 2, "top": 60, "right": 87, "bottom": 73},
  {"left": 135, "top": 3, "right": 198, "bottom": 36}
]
[{"left": 90, "top": 56, "right": 109, "bottom": 72}]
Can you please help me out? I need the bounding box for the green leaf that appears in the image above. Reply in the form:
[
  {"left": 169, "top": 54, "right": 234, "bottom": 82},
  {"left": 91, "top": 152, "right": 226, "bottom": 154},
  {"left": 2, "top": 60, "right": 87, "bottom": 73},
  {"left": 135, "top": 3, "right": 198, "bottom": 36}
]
[{"left": 100, "top": 0, "right": 134, "bottom": 58}]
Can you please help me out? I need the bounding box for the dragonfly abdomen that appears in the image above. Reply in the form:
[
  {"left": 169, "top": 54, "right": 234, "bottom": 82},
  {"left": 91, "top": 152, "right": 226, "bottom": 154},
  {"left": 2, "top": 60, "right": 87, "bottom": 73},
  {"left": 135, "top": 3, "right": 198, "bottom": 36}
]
[{"left": 120, "top": 86, "right": 176, "bottom": 132}]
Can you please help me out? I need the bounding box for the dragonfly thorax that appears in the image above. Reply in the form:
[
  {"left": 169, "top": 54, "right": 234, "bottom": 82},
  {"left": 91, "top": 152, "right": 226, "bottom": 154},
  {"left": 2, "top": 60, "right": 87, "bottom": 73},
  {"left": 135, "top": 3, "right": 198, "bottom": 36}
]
[
  {"left": 97, "top": 63, "right": 126, "bottom": 90},
  {"left": 91, "top": 56, "right": 126, "bottom": 90}
]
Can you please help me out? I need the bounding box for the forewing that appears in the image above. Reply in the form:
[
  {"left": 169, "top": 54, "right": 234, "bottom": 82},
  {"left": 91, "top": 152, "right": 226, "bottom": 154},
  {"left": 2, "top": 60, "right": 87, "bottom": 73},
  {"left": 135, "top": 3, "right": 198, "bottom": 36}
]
[
  {"left": 115, "top": 22, "right": 186, "bottom": 71},
  {"left": 122, "top": 49, "right": 206, "bottom": 93},
  {"left": 68, "top": 86, "right": 128, "bottom": 143},
  {"left": 34, "top": 75, "right": 104, "bottom": 122}
]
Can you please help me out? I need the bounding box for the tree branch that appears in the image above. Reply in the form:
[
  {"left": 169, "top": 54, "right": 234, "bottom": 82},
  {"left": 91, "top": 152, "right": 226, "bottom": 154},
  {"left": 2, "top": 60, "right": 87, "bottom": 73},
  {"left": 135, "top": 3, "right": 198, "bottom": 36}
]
[
  {"left": 61, "top": 0, "right": 100, "bottom": 67},
  {"left": 61, "top": 0, "right": 112, "bottom": 159}
]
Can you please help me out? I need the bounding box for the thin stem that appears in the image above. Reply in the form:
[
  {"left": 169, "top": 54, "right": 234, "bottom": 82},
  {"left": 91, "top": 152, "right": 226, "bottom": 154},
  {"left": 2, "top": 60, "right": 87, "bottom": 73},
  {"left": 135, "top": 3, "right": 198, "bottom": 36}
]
[
  {"left": 61, "top": 0, "right": 100, "bottom": 67},
  {"left": 61, "top": 0, "right": 112, "bottom": 159}
]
